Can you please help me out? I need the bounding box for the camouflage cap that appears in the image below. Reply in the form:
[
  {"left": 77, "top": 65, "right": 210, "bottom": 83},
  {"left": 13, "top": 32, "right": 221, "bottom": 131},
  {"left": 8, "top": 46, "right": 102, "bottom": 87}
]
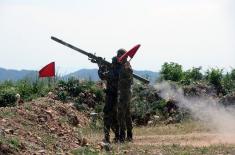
[{"left": 117, "top": 49, "right": 126, "bottom": 57}]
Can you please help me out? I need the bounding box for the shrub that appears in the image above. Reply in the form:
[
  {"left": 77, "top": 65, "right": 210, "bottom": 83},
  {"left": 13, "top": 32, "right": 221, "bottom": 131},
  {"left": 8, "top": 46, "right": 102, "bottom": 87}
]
[
  {"left": 182, "top": 67, "right": 203, "bottom": 85},
  {"left": 0, "top": 87, "right": 17, "bottom": 107},
  {"left": 16, "top": 80, "right": 33, "bottom": 100},
  {"left": 66, "top": 78, "right": 82, "bottom": 97},
  {"left": 90, "top": 85, "right": 104, "bottom": 103},
  {"left": 222, "top": 72, "right": 235, "bottom": 94},
  {"left": 160, "top": 62, "right": 184, "bottom": 82},
  {"left": 231, "top": 69, "right": 235, "bottom": 80},
  {"left": 205, "top": 68, "right": 223, "bottom": 94},
  {"left": 57, "top": 91, "right": 68, "bottom": 103}
]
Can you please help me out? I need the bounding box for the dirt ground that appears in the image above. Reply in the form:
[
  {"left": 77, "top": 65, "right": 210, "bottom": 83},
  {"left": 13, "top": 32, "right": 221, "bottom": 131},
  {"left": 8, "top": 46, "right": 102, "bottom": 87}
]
[
  {"left": 135, "top": 133, "right": 235, "bottom": 147},
  {"left": 83, "top": 122, "right": 235, "bottom": 155}
]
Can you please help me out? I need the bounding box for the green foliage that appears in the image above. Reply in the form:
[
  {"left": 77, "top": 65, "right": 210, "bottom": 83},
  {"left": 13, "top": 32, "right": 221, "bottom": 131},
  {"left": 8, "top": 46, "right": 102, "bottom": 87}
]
[
  {"left": 0, "top": 80, "right": 14, "bottom": 89},
  {"left": 205, "top": 68, "right": 224, "bottom": 94},
  {"left": 56, "top": 78, "right": 104, "bottom": 110},
  {"left": 57, "top": 91, "right": 68, "bottom": 103},
  {"left": 16, "top": 79, "right": 51, "bottom": 101},
  {"left": 71, "top": 147, "right": 100, "bottom": 155},
  {"left": 16, "top": 80, "right": 34, "bottom": 101},
  {"left": 0, "top": 87, "right": 17, "bottom": 107},
  {"left": 0, "top": 78, "right": 53, "bottom": 105},
  {"left": 8, "top": 137, "right": 20, "bottom": 151},
  {"left": 231, "top": 69, "right": 235, "bottom": 80},
  {"left": 66, "top": 78, "right": 82, "bottom": 97},
  {"left": 160, "top": 62, "right": 184, "bottom": 82},
  {"left": 90, "top": 85, "right": 104, "bottom": 103},
  {"left": 222, "top": 72, "right": 235, "bottom": 94},
  {"left": 182, "top": 67, "right": 203, "bottom": 85},
  {"left": 131, "top": 84, "right": 170, "bottom": 125},
  {"left": 205, "top": 68, "right": 223, "bottom": 87}
]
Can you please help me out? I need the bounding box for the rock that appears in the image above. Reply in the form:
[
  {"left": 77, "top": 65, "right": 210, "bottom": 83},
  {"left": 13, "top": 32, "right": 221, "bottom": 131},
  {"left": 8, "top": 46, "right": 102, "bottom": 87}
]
[
  {"left": 38, "top": 149, "right": 46, "bottom": 154},
  {"left": 90, "top": 112, "right": 98, "bottom": 116},
  {"left": 20, "top": 142, "right": 26, "bottom": 150},
  {"left": 37, "top": 115, "right": 48, "bottom": 123},
  {"left": 79, "top": 93, "right": 85, "bottom": 98},
  {"left": 49, "top": 127, "right": 56, "bottom": 133},
  {"left": 4, "top": 129, "right": 14, "bottom": 134},
  {"left": 45, "top": 109, "right": 53, "bottom": 118},
  {"left": 67, "top": 114, "right": 80, "bottom": 126},
  {"left": 27, "top": 131, "right": 33, "bottom": 136},
  {"left": 1, "top": 119, "right": 7, "bottom": 123},
  {"left": 148, "top": 121, "right": 153, "bottom": 125},
  {"left": 36, "top": 136, "right": 42, "bottom": 140},
  {"left": 58, "top": 132, "right": 64, "bottom": 137},
  {"left": 97, "top": 142, "right": 106, "bottom": 150},
  {"left": 219, "top": 92, "right": 235, "bottom": 106},
  {"left": 0, "top": 144, "right": 14, "bottom": 154},
  {"left": 123, "top": 150, "right": 129, "bottom": 154},
  {"left": 15, "top": 93, "right": 20, "bottom": 99},
  {"left": 154, "top": 115, "right": 160, "bottom": 119},
  {"left": 47, "top": 92, "right": 56, "bottom": 99},
  {"left": 81, "top": 138, "right": 88, "bottom": 146},
  {"left": 56, "top": 106, "right": 67, "bottom": 116},
  {"left": 103, "top": 143, "right": 111, "bottom": 151},
  {"left": 0, "top": 129, "right": 5, "bottom": 137}
]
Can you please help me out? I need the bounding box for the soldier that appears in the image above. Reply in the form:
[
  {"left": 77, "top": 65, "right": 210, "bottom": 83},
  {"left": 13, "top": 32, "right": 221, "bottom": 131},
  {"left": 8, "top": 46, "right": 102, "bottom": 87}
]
[
  {"left": 117, "top": 49, "right": 134, "bottom": 142},
  {"left": 98, "top": 57, "right": 120, "bottom": 143}
]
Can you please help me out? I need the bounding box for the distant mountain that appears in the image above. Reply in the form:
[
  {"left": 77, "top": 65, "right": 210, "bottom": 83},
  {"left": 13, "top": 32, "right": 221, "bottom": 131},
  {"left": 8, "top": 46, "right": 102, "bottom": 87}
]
[
  {"left": 0, "top": 68, "right": 159, "bottom": 84},
  {"left": 64, "top": 69, "right": 100, "bottom": 81},
  {"left": 65, "top": 69, "right": 159, "bottom": 84},
  {"left": 0, "top": 68, "right": 37, "bottom": 81}
]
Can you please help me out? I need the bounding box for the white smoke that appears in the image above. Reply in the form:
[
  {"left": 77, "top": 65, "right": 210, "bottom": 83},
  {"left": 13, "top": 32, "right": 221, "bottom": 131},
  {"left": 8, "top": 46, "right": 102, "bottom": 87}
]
[{"left": 155, "top": 81, "right": 235, "bottom": 134}]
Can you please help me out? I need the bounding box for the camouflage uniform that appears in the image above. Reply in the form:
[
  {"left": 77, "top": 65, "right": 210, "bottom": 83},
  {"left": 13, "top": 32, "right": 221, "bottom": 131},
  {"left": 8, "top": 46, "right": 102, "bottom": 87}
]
[
  {"left": 117, "top": 50, "right": 133, "bottom": 142},
  {"left": 98, "top": 57, "right": 120, "bottom": 143}
]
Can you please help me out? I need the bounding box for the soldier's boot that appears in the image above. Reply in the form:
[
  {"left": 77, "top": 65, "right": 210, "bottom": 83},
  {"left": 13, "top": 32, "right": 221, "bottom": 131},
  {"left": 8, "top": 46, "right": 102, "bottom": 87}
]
[
  {"left": 126, "top": 130, "right": 133, "bottom": 142},
  {"left": 119, "top": 130, "right": 126, "bottom": 143},
  {"left": 113, "top": 130, "right": 119, "bottom": 143},
  {"left": 103, "top": 127, "right": 111, "bottom": 143},
  {"left": 103, "top": 134, "right": 110, "bottom": 144}
]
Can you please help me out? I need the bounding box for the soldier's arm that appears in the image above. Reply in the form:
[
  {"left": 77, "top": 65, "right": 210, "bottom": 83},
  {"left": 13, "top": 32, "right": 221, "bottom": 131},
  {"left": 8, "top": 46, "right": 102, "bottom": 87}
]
[{"left": 98, "top": 65, "right": 109, "bottom": 80}]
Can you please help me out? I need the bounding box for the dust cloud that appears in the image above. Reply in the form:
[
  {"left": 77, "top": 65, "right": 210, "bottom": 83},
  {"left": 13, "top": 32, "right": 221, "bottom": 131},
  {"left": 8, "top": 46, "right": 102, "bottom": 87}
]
[{"left": 155, "top": 82, "right": 235, "bottom": 136}]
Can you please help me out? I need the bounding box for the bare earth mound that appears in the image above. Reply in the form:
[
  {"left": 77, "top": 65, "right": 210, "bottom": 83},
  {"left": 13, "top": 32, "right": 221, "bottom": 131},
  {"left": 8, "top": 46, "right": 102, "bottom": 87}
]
[{"left": 0, "top": 97, "right": 89, "bottom": 155}]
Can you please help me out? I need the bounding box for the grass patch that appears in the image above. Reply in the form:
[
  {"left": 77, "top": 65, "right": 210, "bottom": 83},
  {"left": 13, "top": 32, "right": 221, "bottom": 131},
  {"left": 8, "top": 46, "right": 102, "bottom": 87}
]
[
  {"left": 41, "top": 133, "right": 56, "bottom": 149},
  {"left": 80, "top": 126, "right": 103, "bottom": 144},
  {"left": 0, "top": 109, "right": 16, "bottom": 118},
  {"left": 7, "top": 137, "right": 21, "bottom": 151},
  {"left": 24, "top": 103, "right": 32, "bottom": 111},
  {"left": 58, "top": 116, "right": 69, "bottom": 124},
  {"left": 134, "top": 120, "right": 209, "bottom": 136},
  {"left": 71, "top": 147, "right": 100, "bottom": 155}
]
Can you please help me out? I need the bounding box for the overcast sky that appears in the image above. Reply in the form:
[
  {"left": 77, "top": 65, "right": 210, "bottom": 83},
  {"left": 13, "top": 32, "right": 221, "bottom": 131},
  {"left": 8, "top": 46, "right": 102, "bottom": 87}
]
[{"left": 0, "top": 0, "right": 234, "bottom": 74}]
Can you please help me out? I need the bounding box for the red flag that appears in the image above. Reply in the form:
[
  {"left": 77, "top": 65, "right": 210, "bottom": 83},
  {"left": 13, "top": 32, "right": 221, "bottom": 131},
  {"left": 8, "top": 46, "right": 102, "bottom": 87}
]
[
  {"left": 39, "top": 62, "right": 55, "bottom": 77},
  {"left": 118, "top": 44, "right": 141, "bottom": 62}
]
